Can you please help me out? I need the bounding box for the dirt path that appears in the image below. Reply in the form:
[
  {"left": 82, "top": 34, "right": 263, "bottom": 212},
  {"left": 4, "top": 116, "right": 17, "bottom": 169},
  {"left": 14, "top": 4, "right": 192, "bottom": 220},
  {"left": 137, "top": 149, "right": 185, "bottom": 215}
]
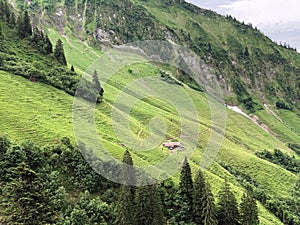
[
  {"left": 137, "top": 122, "right": 143, "bottom": 139},
  {"left": 264, "top": 104, "right": 283, "bottom": 122},
  {"left": 83, "top": 41, "right": 102, "bottom": 58}
]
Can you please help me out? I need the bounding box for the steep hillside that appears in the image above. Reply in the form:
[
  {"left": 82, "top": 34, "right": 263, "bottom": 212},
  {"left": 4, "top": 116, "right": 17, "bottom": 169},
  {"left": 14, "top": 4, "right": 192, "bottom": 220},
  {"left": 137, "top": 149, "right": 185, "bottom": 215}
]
[
  {"left": 15, "top": 0, "right": 300, "bottom": 112},
  {"left": 1, "top": 0, "right": 300, "bottom": 224}
]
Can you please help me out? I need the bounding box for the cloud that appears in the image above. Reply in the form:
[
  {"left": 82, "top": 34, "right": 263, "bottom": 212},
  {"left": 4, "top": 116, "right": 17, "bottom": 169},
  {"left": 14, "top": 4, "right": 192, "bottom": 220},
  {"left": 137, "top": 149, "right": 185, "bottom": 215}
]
[
  {"left": 186, "top": 0, "right": 300, "bottom": 50},
  {"left": 217, "top": 0, "right": 300, "bottom": 49},
  {"left": 186, "top": 0, "right": 236, "bottom": 10},
  {"left": 218, "top": 0, "right": 300, "bottom": 29}
]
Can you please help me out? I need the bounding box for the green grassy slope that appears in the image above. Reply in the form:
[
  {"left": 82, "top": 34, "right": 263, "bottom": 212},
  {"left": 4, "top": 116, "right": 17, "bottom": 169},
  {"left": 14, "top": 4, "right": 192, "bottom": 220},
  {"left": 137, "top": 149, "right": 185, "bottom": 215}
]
[
  {"left": 1, "top": 1, "right": 300, "bottom": 223},
  {"left": 0, "top": 40, "right": 298, "bottom": 223},
  {"left": 0, "top": 70, "right": 74, "bottom": 145}
]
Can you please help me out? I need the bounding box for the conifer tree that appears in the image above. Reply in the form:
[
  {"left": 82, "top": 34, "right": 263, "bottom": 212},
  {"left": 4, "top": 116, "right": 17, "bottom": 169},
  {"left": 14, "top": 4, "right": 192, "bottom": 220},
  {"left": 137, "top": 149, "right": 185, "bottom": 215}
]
[
  {"left": 152, "top": 186, "right": 166, "bottom": 225},
  {"left": 217, "top": 180, "right": 240, "bottom": 225},
  {"left": 32, "top": 27, "right": 42, "bottom": 45},
  {"left": 134, "top": 184, "right": 165, "bottom": 225},
  {"left": 202, "top": 182, "right": 218, "bottom": 225},
  {"left": 17, "top": 14, "right": 24, "bottom": 38},
  {"left": 93, "top": 69, "right": 101, "bottom": 90},
  {"left": 193, "top": 169, "right": 218, "bottom": 225},
  {"left": 44, "top": 34, "right": 53, "bottom": 54},
  {"left": 240, "top": 189, "right": 259, "bottom": 225},
  {"left": 178, "top": 157, "right": 194, "bottom": 222},
  {"left": 116, "top": 150, "right": 136, "bottom": 225},
  {"left": 93, "top": 69, "right": 104, "bottom": 102},
  {"left": 16, "top": 11, "right": 32, "bottom": 39},
  {"left": 54, "top": 39, "right": 67, "bottom": 65},
  {"left": 23, "top": 10, "right": 32, "bottom": 37},
  {"left": 71, "top": 65, "right": 75, "bottom": 72},
  {"left": 3, "top": 0, "right": 10, "bottom": 22},
  {"left": 158, "top": 178, "right": 179, "bottom": 222},
  {"left": 193, "top": 169, "right": 206, "bottom": 224}
]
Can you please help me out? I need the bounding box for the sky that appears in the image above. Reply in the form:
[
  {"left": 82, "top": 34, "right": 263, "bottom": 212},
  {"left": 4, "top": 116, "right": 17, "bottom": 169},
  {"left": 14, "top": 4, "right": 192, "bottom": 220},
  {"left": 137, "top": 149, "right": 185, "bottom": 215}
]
[{"left": 186, "top": 0, "right": 300, "bottom": 51}]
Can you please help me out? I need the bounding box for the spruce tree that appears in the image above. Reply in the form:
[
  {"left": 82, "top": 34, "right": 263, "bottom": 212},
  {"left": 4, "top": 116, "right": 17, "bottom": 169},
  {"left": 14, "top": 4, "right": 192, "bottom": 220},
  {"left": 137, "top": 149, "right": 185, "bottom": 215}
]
[
  {"left": 17, "top": 14, "right": 25, "bottom": 38},
  {"left": 93, "top": 69, "right": 104, "bottom": 102},
  {"left": 193, "top": 169, "right": 206, "bottom": 224},
  {"left": 134, "top": 184, "right": 165, "bottom": 225},
  {"left": 71, "top": 65, "right": 75, "bottom": 72},
  {"left": 116, "top": 150, "right": 136, "bottom": 225},
  {"left": 217, "top": 180, "right": 240, "bottom": 225},
  {"left": 3, "top": 0, "right": 10, "bottom": 22},
  {"left": 158, "top": 178, "right": 179, "bottom": 222},
  {"left": 54, "top": 39, "right": 67, "bottom": 66},
  {"left": 44, "top": 34, "right": 53, "bottom": 54},
  {"left": 240, "top": 189, "right": 259, "bottom": 225},
  {"left": 202, "top": 182, "right": 218, "bottom": 225},
  {"left": 193, "top": 169, "right": 217, "bottom": 225},
  {"left": 92, "top": 69, "right": 103, "bottom": 95},
  {"left": 178, "top": 157, "right": 194, "bottom": 222},
  {"left": 32, "top": 27, "right": 42, "bottom": 45},
  {"left": 23, "top": 10, "right": 32, "bottom": 38}
]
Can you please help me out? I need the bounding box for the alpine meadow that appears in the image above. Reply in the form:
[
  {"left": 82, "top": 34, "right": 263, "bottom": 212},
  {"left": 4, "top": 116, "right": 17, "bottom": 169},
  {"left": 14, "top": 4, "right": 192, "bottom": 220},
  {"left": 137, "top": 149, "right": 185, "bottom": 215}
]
[{"left": 0, "top": 0, "right": 299, "bottom": 225}]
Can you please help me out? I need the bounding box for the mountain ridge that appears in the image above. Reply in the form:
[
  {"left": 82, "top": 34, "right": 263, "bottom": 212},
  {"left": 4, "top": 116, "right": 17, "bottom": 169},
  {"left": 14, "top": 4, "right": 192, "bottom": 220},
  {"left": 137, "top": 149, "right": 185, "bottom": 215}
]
[{"left": 16, "top": 0, "right": 300, "bottom": 113}]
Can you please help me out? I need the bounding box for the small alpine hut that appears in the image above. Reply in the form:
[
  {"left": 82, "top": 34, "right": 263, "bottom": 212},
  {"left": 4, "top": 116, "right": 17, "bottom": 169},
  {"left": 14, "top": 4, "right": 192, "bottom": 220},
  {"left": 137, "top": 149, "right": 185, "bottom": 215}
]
[{"left": 162, "top": 142, "right": 182, "bottom": 150}]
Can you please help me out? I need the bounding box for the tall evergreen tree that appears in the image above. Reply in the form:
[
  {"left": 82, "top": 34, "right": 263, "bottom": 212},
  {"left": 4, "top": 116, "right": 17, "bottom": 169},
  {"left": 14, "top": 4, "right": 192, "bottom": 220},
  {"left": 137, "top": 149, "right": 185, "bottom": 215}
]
[
  {"left": 158, "top": 178, "right": 178, "bottom": 222},
  {"left": 193, "top": 169, "right": 217, "bottom": 225},
  {"left": 93, "top": 69, "right": 104, "bottom": 103},
  {"left": 32, "top": 27, "right": 42, "bottom": 45},
  {"left": 44, "top": 34, "right": 53, "bottom": 54},
  {"left": 31, "top": 28, "right": 52, "bottom": 55},
  {"left": 54, "top": 39, "right": 67, "bottom": 66},
  {"left": 193, "top": 169, "right": 206, "bottom": 224},
  {"left": 93, "top": 69, "right": 104, "bottom": 95},
  {"left": 134, "top": 184, "right": 165, "bottom": 225},
  {"left": 202, "top": 182, "right": 218, "bottom": 225},
  {"left": 240, "top": 189, "right": 259, "bottom": 225},
  {"left": 178, "top": 157, "right": 194, "bottom": 222},
  {"left": 93, "top": 70, "right": 100, "bottom": 88},
  {"left": 217, "top": 180, "right": 240, "bottom": 225},
  {"left": 116, "top": 150, "right": 136, "bottom": 225},
  {"left": 23, "top": 10, "right": 32, "bottom": 38},
  {"left": 16, "top": 11, "right": 32, "bottom": 39},
  {"left": 16, "top": 14, "right": 24, "bottom": 38},
  {"left": 3, "top": 0, "right": 10, "bottom": 22}
]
